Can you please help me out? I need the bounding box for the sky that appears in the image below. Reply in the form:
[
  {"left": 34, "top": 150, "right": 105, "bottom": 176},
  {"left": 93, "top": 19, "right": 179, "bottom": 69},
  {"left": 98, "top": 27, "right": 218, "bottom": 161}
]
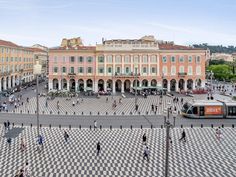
[{"left": 0, "top": 0, "right": 236, "bottom": 47}]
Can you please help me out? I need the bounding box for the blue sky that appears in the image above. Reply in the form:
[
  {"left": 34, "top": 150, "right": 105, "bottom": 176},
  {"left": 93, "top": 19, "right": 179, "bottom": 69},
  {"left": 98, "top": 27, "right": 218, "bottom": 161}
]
[{"left": 0, "top": 0, "right": 235, "bottom": 47}]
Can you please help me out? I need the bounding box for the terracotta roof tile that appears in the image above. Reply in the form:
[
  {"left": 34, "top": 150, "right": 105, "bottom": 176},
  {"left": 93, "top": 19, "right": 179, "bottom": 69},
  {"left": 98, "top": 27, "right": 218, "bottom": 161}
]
[
  {"left": 0, "top": 39, "right": 19, "bottom": 48},
  {"left": 159, "top": 43, "right": 203, "bottom": 50}
]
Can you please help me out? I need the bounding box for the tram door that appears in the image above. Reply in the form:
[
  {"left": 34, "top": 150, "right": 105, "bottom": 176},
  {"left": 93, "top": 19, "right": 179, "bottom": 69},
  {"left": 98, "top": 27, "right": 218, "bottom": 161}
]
[{"left": 200, "top": 106, "right": 205, "bottom": 116}]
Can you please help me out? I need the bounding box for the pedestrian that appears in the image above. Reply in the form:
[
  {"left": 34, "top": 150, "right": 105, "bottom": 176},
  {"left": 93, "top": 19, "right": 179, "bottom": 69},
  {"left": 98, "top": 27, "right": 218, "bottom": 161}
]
[
  {"left": 20, "top": 137, "right": 26, "bottom": 151},
  {"left": 143, "top": 146, "right": 149, "bottom": 162},
  {"left": 155, "top": 105, "right": 158, "bottom": 112},
  {"left": 142, "top": 133, "right": 147, "bottom": 145},
  {"left": 179, "top": 130, "right": 186, "bottom": 142},
  {"left": 7, "top": 137, "right": 12, "bottom": 147},
  {"left": 14, "top": 102, "right": 17, "bottom": 108},
  {"left": 37, "top": 134, "right": 44, "bottom": 151},
  {"left": 23, "top": 162, "right": 31, "bottom": 177},
  {"left": 15, "top": 169, "right": 24, "bottom": 177},
  {"left": 94, "top": 120, "right": 97, "bottom": 130},
  {"left": 7, "top": 120, "right": 10, "bottom": 130},
  {"left": 4, "top": 122, "right": 7, "bottom": 131},
  {"left": 135, "top": 104, "right": 138, "bottom": 111},
  {"left": 45, "top": 101, "right": 48, "bottom": 108},
  {"left": 106, "top": 96, "right": 108, "bottom": 103},
  {"left": 72, "top": 101, "right": 75, "bottom": 106},
  {"left": 151, "top": 104, "right": 154, "bottom": 112},
  {"left": 21, "top": 102, "right": 23, "bottom": 106},
  {"left": 96, "top": 141, "right": 101, "bottom": 156},
  {"left": 216, "top": 127, "right": 222, "bottom": 141},
  {"left": 64, "top": 131, "right": 69, "bottom": 143}
]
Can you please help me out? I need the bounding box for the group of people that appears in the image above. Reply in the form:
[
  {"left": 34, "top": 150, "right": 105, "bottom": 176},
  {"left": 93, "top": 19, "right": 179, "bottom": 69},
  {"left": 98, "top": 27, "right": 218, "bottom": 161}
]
[{"left": 15, "top": 162, "right": 31, "bottom": 177}]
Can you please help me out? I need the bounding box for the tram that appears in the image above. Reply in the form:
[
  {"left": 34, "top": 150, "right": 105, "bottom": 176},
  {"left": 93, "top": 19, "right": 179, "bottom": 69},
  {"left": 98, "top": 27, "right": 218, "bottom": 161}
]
[{"left": 181, "top": 100, "right": 236, "bottom": 118}]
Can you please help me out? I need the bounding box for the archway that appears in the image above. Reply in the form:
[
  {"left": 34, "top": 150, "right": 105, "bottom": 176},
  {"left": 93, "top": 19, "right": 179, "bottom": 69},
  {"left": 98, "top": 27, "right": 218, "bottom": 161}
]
[
  {"left": 163, "top": 79, "right": 168, "bottom": 89},
  {"left": 178, "top": 79, "right": 185, "bottom": 91},
  {"left": 151, "top": 79, "right": 157, "bottom": 87},
  {"left": 142, "top": 79, "right": 148, "bottom": 87},
  {"left": 62, "top": 79, "right": 67, "bottom": 90},
  {"left": 11, "top": 76, "right": 14, "bottom": 87},
  {"left": 187, "top": 79, "right": 193, "bottom": 90},
  {"left": 53, "top": 79, "right": 59, "bottom": 90},
  {"left": 69, "top": 79, "right": 75, "bottom": 92},
  {"left": 124, "top": 80, "right": 131, "bottom": 92},
  {"left": 6, "top": 77, "right": 9, "bottom": 89},
  {"left": 107, "top": 79, "right": 112, "bottom": 90},
  {"left": 86, "top": 79, "right": 93, "bottom": 90},
  {"left": 170, "top": 79, "right": 176, "bottom": 92},
  {"left": 115, "top": 80, "right": 122, "bottom": 92},
  {"left": 78, "top": 79, "right": 84, "bottom": 91},
  {"left": 98, "top": 79, "right": 104, "bottom": 91},
  {"left": 1, "top": 78, "right": 4, "bottom": 91},
  {"left": 133, "top": 80, "right": 140, "bottom": 88},
  {"left": 196, "top": 79, "right": 202, "bottom": 87}
]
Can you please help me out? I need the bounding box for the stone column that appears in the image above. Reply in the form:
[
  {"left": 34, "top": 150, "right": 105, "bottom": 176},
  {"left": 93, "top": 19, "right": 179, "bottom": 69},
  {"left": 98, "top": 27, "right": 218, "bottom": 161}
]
[
  {"left": 58, "top": 79, "right": 62, "bottom": 90},
  {"left": 167, "top": 80, "right": 170, "bottom": 92},
  {"left": 121, "top": 81, "right": 124, "bottom": 93},
  {"left": 48, "top": 79, "right": 53, "bottom": 91},
  {"left": 75, "top": 80, "right": 78, "bottom": 92},
  {"left": 67, "top": 80, "right": 70, "bottom": 91},
  {"left": 104, "top": 80, "right": 107, "bottom": 92},
  {"left": 94, "top": 80, "right": 98, "bottom": 92},
  {"left": 3, "top": 78, "right": 6, "bottom": 90},
  {"left": 112, "top": 80, "right": 116, "bottom": 94},
  {"left": 184, "top": 80, "right": 188, "bottom": 91},
  {"left": 84, "top": 80, "right": 87, "bottom": 92},
  {"left": 176, "top": 81, "right": 179, "bottom": 92},
  {"left": 8, "top": 77, "right": 11, "bottom": 89},
  {"left": 0, "top": 79, "right": 2, "bottom": 92},
  {"left": 12, "top": 76, "right": 15, "bottom": 87}
]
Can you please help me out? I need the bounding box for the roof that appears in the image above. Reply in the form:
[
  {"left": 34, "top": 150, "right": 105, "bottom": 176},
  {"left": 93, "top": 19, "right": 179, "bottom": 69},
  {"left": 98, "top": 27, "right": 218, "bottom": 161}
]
[
  {"left": 28, "top": 47, "right": 46, "bottom": 53},
  {"left": 0, "top": 39, "right": 19, "bottom": 48},
  {"left": 159, "top": 43, "right": 203, "bottom": 50},
  {"left": 50, "top": 45, "right": 96, "bottom": 51}
]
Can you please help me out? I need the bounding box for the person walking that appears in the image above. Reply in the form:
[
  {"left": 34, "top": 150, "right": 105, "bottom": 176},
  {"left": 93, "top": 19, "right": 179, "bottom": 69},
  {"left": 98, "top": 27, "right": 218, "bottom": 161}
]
[
  {"left": 20, "top": 137, "right": 26, "bottom": 151},
  {"left": 4, "top": 122, "right": 7, "bottom": 132},
  {"left": 37, "top": 134, "right": 44, "bottom": 151},
  {"left": 216, "top": 127, "right": 222, "bottom": 141},
  {"left": 64, "top": 131, "right": 69, "bottom": 143},
  {"left": 94, "top": 120, "right": 97, "bottom": 130},
  {"left": 7, "top": 120, "right": 10, "bottom": 130},
  {"left": 151, "top": 104, "right": 154, "bottom": 112},
  {"left": 23, "top": 162, "right": 31, "bottom": 177},
  {"left": 97, "top": 142, "right": 101, "bottom": 156},
  {"left": 143, "top": 146, "right": 149, "bottom": 162},
  {"left": 72, "top": 101, "right": 75, "bottom": 107},
  {"left": 7, "top": 137, "right": 12, "bottom": 148},
  {"left": 179, "top": 130, "right": 186, "bottom": 142},
  {"left": 142, "top": 133, "right": 147, "bottom": 145}
]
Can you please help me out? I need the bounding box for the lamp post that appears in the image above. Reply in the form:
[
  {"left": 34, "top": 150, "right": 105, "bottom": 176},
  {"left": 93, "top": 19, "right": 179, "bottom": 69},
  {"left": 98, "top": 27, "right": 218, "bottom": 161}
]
[{"left": 33, "top": 61, "right": 42, "bottom": 138}]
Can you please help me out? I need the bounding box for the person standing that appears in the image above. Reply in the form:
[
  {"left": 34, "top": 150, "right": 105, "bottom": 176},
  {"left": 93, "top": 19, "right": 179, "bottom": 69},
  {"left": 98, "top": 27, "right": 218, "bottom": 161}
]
[
  {"left": 151, "top": 104, "right": 154, "bottom": 112},
  {"left": 23, "top": 162, "right": 31, "bottom": 177},
  {"left": 142, "top": 133, "right": 147, "bottom": 145},
  {"left": 7, "top": 137, "right": 12, "bottom": 148},
  {"left": 64, "top": 131, "right": 69, "bottom": 143},
  {"left": 94, "top": 120, "right": 97, "bottom": 130},
  {"left": 143, "top": 146, "right": 149, "bottom": 162},
  {"left": 216, "top": 127, "right": 222, "bottom": 141},
  {"left": 7, "top": 120, "right": 10, "bottom": 130},
  {"left": 97, "top": 142, "right": 101, "bottom": 156},
  {"left": 179, "top": 130, "right": 186, "bottom": 142},
  {"left": 37, "top": 134, "right": 44, "bottom": 151},
  {"left": 20, "top": 137, "right": 26, "bottom": 151}
]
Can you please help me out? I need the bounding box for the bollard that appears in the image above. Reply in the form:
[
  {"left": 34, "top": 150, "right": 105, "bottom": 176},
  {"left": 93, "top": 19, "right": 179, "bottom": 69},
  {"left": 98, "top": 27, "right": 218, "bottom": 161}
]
[
  {"left": 98, "top": 112, "right": 100, "bottom": 115},
  {"left": 20, "top": 110, "right": 22, "bottom": 114},
  {"left": 181, "top": 125, "right": 183, "bottom": 128},
  {"left": 161, "top": 125, "right": 163, "bottom": 129},
  {"left": 222, "top": 124, "right": 224, "bottom": 128},
  {"left": 40, "top": 124, "right": 42, "bottom": 128},
  {"left": 90, "top": 125, "right": 92, "bottom": 130},
  {"left": 49, "top": 124, "right": 51, "bottom": 129},
  {"left": 155, "top": 111, "right": 157, "bottom": 115},
  {"left": 146, "top": 111, "right": 148, "bottom": 115},
  {"left": 74, "top": 112, "right": 76, "bottom": 115},
  {"left": 110, "top": 125, "right": 112, "bottom": 130},
  {"left": 30, "top": 124, "right": 32, "bottom": 128},
  {"left": 90, "top": 112, "right": 92, "bottom": 115},
  {"left": 82, "top": 112, "right": 83, "bottom": 115},
  {"left": 22, "top": 123, "right": 23, "bottom": 127},
  {"left": 130, "top": 112, "right": 132, "bottom": 115},
  {"left": 100, "top": 125, "right": 102, "bottom": 130},
  {"left": 211, "top": 124, "right": 213, "bottom": 128},
  {"left": 120, "top": 125, "right": 122, "bottom": 129},
  {"left": 50, "top": 111, "right": 52, "bottom": 114},
  {"left": 201, "top": 124, "right": 203, "bottom": 128},
  {"left": 59, "top": 125, "right": 61, "bottom": 129},
  {"left": 69, "top": 125, "right": 71, "bottom": 129},
  {"left": 138, "top": 111, "right": 141, "bottom": 115},
  {"left": 232, "top": 124, "right": 234, "bottom": 128},
  {"left": 114, "top": 112, "right": 116, "bottom": 115},
  {"left": 191, "top": 124, "right": 193, "bottom": 128},
  {"left": 131, "top": 125, "right": 132, "bottom": 130},
  {"left": 28, "top": 110, "right": 29, "bottom": 114},
  {"left": 122, "top": 112, "right": 124, "bottom": 115},
  {"left": 12, "top": 123, "right": 14, "bottom": 127},
  {"left": 151, "top": 125, "right": 153, "bottom": 129},
  {"left": 58, "top": 111, "right": 60, "bottom": 115},
  {"left": 66, "top": 112, "right": 68, "bottom": 115},
  {"left": 79, "top": 125, "right": 81, "bottom": 129},
  {"left": 35, "top": 111, "right": 37, "bottom": 114},
  {"left": 141, "top": 125, "right": 143, "bottom": 129},
  {"left": 43, "top": 111, "right": 44, "bottom": 114},
  {"left": 106, "top": 112, "right": 108, "bottom": 115}
]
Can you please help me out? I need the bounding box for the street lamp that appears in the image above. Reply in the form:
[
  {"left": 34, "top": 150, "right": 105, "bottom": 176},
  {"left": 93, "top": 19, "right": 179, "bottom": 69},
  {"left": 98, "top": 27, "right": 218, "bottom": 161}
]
[{"left": 33, "top": 61, "right": 42, "bottom": 138}]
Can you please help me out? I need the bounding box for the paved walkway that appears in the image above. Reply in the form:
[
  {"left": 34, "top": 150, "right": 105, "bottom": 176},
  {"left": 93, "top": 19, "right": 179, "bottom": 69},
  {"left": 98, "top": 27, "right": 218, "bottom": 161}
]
[{"left": 0, "top": 126, "right": 235, "bottom": 177}]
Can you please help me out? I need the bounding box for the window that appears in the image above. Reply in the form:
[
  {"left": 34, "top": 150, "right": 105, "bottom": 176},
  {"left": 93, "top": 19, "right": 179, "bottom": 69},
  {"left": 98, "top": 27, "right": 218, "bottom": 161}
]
[
  {"left": 70, "top": 56, "right": 75, "bottom": 62},
  {"left": 171, "top": 66, "right": 176, "bottom": 75},
  {"left": 87, "top": 67, "right": 92, "bottom": 74},
  {"left": 196, "top": 56, "right": 201, "bottom": 63},
  {"left": 142, "top": 55, "right": 148, "bottom": 63},
  {"left": 62, "top": 67, "right": 66, "bottom": 73},
  {"left": 228, "top": 106, "right": 236, "bottom": 116},
  {"left": 78, "top": 56, "right": 84, "bottom": 63},
  {"left": 87, "top": 56, "right": 93, "bottom": 63},
  {"left": 151, "top": 55, "right": 157, "bottom": 63},
  {"left": 98, "top": 67, "right": 104, "bottom": 73},
  {"left": 163, "top": 66, "right": 167, "bottom": 75},
  {"left": 162, "top": 56, "right": 167, "bottom": 63},
  {"left": 143, "top": 67, "right": 147, "bottom": 73},
  {"left": 179, "top": 56, "right": 184, "bottom": 62},
  {"left": 171, "top": 56, "right": 175, "bottom": 62},
  {"left": 134, "top": 55, "right": 139, "bottom": 63},
  {"left": 151, "top": 67, "right": 156, "bottom": 73},
  {"left": 125, "top": 67, "right": 129, "bottom": 74},
  {"left": 179, "top": 66, "right": 184, "bottom": 73},
  {"left": 107, "top": 55, "right": 113, "bottom": 63},
  {"left": 188, "top": 66, "right": 192, "bottom": 75},
  {"left": 108, "top": 67, "right": 112, "bottom": 73},
  {"left": 116, "top": 67, "right": 121, "bottom": 73},
  {"left": 188, "top": 56, "right": 192, "bottom": 62},
  {"left": 98, "top": 56, "right": 104, "bottom": 63},
  {"left": 54, "top": 56, "right": 57, "bottom": 63},
  {"left": 196, "top": 66, "right": 201, "bottom": 75},
  {"left": 78, "top": 67, "right": 84, "bottom": 73},
  {"left": 70, "top": 67, "right": 74, "bottom": 73},
  {"left": 115, "top": 55, "right": 121, "bottom": 63},
  {"left": 53, "top": 67, "right": 58, "bottom": 73},
  {"left": 63, "top": 56, "right": 66, "bottom": 62},
  {"left": 124, "top": 56, "right": 130, "bottom": 63}
]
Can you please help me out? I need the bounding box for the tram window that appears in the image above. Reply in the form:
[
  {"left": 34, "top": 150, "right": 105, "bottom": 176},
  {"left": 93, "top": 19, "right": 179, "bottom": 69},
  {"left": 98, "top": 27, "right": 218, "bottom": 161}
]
[
  {"left": 200, "top": 106, "right": 204, "bottom": 116},
  {"left": 193, "top": 107, "right": 198, "bottom": 114},
  {"left": 228, "top": 106, "right": 236, "bottom": 116}
]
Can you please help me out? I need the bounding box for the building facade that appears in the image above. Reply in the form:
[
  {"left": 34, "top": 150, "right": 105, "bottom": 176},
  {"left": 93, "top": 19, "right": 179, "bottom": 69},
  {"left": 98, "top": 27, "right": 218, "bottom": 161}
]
[
  {"left": 0, "top": 39, "right": 35, "bottom": 92},
  {"left": 48, "top": 36, "right": 207, "bottom": 93}
]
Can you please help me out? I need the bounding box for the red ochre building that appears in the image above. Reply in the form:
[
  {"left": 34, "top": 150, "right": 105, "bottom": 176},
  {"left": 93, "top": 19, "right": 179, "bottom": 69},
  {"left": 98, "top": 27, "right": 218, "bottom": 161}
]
[{"left": 48, "top": 36, "right": 207, "bottom": 93}]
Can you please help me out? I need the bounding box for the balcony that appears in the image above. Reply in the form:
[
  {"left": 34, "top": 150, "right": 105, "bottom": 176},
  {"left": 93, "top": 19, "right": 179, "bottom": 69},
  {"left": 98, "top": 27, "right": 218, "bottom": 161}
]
[
  {"left": 178, "top": 72, "right": 187, "bottom": 77},
  {"left": 114, "top": 72, "right": 140, "bottom": 78},
  {"left": 68, "top": 72, "right": 76, "bottom": 76}
]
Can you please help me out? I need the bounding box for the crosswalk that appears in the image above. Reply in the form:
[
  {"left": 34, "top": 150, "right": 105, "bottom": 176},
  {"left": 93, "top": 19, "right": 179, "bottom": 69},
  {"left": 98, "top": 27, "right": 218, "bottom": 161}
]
[
  {"left": 11, "top": 94, "right": 232, "bottom": 116},
  {"left": 0, "top": 125, "right": 235, "bottom": 177}
]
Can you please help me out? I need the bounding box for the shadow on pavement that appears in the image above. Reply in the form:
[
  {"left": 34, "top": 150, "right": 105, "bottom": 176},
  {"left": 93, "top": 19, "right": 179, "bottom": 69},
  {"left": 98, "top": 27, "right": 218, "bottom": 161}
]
[{"left": 3, "top": 127, "right": 24, "bottom": 138}]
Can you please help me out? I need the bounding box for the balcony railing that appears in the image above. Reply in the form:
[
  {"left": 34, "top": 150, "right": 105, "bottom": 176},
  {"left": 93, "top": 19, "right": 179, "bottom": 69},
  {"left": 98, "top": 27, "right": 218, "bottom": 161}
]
[
  {"left": 114, "top": 72, "right": 140, "bottom": 78},
  {"left": 178, "top": 72, "right": 187, "bottom": 77},
  {"left": 68, "top": 72, "right": 76, "bottom": 76}
]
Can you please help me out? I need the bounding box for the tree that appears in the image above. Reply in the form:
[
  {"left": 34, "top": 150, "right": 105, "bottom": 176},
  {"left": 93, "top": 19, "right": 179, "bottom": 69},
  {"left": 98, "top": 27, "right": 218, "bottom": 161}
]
[{"left": 207, "top": 64, "right": 233, "bottom": 81}]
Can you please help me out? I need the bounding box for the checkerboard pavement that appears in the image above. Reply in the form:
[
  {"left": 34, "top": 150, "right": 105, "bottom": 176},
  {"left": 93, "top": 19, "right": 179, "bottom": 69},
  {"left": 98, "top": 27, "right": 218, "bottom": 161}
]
[
  {"left": 0, "top": 125, "right": 236, "bottom": 177},
  {"left": 12, "top": 94, "right": 231, "bottom": 116}
]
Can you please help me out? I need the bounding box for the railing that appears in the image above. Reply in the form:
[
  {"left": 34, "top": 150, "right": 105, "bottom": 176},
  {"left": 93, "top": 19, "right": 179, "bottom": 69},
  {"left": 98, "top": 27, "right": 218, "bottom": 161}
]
[
  {"left": 178, "top": 72, "right": 187, "bottom": 77},
  {"left": 114, "top": 72, "right": 140, "bottom": 78}
]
